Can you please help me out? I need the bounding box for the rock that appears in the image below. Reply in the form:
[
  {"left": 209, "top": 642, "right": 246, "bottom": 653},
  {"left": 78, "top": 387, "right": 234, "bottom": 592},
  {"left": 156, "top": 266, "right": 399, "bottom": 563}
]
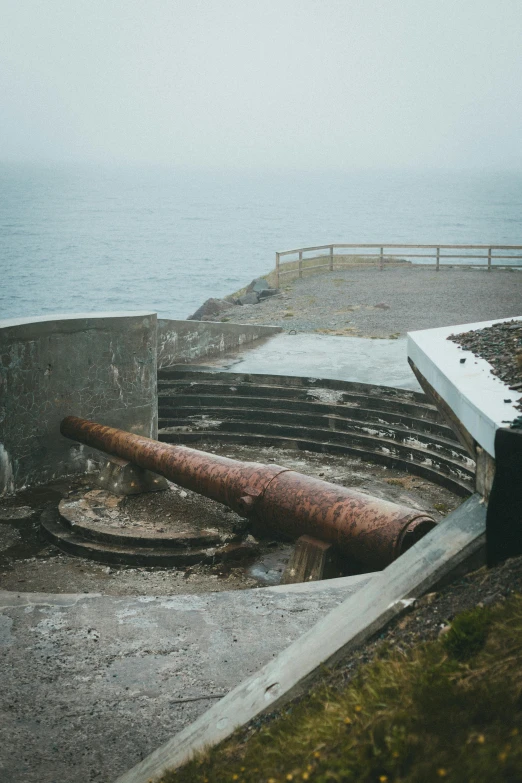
[
  {"left": 187, "top": 298, "right": 235, "bottom": 321},
  {"left": 246, "top": 277, "right": 271, "bottom": 294},
  {"left": 258, "top": 288, "right": 280, "bottom": 299},
  {"left": 237, "top": 292, "right": 259, "bottom": 306}
]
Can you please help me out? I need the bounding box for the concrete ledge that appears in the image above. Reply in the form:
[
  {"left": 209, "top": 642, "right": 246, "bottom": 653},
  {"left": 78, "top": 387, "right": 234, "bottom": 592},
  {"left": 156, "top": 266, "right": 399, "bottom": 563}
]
[
  {"left": 157, "top": 319, "right": 281, "bottom": 368},
  {"left": 407, "top": 317, "right": 522, "bottom": 457}
]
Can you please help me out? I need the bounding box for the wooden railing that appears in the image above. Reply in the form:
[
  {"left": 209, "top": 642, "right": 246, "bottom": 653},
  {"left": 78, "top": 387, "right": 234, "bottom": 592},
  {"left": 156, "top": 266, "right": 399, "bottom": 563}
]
[{"left": 273, "top": 244, "right": 522, "bottom": 287}]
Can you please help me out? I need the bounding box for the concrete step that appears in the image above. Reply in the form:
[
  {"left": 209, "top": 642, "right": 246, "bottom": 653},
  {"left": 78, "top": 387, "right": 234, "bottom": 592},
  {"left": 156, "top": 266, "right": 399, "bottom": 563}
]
[
  {"left": 157, "top": 430, "right": 473, "bottom": 496},
  {"left": 158, "top": 394, "right": 446, "bottom": 432},
  {"left": 157, "top": 410, "right": 468, "bottom": 460},
  {"left": 158, "top": 388, "right": 443, "bottom": 423},
  {"left": 157, "top": 368, "right": 429, "bottom": 404},
  {"left": 157, "top": 421, "right": 473, "bottom": 482},
  {"left": 155, "top": 368, "right": 474, "bottom": 497},
  {"left": 158, "top": 378, "right": 433, "bottom": 408},
  {"left": 157, "top": 400, "right": 455, "bottom": 440},
  {"left": 57, "top": 500, "right": 226, "bottom": 549},
  {"left": 40, "top": 508, "right": 251, "bottom": 567}
]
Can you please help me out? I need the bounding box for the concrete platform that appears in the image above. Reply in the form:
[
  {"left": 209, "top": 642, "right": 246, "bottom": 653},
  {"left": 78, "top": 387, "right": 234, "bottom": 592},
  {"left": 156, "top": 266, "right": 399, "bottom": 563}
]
[
  {"left": 198, "top": 332, "right": 421, "bottom": 391},
  {"left": 0, "top": 575, "right": 372, "bottom": 783},
  {"left": 408, "top": 317, "right": 522, "bottom": 457}
]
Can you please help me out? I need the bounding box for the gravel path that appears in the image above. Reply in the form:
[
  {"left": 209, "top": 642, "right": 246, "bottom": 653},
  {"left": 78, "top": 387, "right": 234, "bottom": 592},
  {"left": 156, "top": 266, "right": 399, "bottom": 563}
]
[{"left": 224, "top": 266, "right": 522, "bottom": 337}]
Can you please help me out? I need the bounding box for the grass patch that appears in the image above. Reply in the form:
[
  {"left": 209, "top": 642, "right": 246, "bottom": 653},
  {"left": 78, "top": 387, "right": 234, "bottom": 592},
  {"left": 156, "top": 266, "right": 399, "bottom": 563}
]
[
  {"left": 160, "top": 595, "right": 522, "bottom": 783},
  {"left": 441, "top": 606, "right": 492, "bottom": 661}
]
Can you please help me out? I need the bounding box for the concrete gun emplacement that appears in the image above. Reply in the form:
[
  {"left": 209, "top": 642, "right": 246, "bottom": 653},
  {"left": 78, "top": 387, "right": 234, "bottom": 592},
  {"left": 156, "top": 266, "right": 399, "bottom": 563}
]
[{"left": 60, "top": 415, "right": 436, "bottom": 570}]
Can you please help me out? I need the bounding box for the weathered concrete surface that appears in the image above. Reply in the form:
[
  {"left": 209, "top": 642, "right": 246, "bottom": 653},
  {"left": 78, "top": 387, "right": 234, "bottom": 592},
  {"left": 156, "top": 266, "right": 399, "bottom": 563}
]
[
  {"left": 157, "top": 319, "right": 281, "bottom": 369},
  {"left": 200, "top": 332, "right": 421, "bottom": 391},
  {"left": 0, "top": 576, "right": 371, "bottom": 783},
  {"left": 0, "top": 312, "right": 158, "bottom": 496}
]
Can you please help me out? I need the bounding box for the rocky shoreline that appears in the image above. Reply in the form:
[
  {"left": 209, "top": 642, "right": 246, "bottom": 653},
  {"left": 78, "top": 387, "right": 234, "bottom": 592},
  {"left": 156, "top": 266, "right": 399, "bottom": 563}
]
[{"left": 187, "top": 276, "right": 280, "bottom": 321}]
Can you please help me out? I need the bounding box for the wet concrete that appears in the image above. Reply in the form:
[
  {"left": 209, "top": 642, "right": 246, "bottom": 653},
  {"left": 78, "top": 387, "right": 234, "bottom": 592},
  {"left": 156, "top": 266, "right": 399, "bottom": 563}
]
[{"left": 197, "top": 333, "right": 421, "bottom": 391}]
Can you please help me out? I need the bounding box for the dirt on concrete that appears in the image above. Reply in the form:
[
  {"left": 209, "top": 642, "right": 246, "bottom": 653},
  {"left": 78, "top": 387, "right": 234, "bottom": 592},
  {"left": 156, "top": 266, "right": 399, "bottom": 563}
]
[{"left": 0, "top": 443, "right": 461, "bottom": 596}]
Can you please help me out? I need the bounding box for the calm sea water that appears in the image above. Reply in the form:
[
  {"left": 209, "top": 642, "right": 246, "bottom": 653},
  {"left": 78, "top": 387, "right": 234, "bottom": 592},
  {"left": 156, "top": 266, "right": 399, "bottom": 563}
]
[{"left": 1, "top": 164, "right": 521, "bottom": 321}]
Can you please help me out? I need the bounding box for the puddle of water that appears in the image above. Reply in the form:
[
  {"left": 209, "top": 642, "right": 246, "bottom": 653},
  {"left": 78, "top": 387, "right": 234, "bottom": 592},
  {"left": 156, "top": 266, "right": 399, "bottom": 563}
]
[{"left": 248, "top": 545, "right": 294, "bottom": 585}]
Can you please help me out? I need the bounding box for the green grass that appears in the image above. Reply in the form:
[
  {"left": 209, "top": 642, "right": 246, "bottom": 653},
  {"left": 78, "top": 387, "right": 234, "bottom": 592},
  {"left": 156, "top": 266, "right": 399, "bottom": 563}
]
[
  {"left": 441, "top": 606, "right": 492, "bottom": 661},
  {"left": 159, "top": 594, "right": 522, "bottom": 783}
]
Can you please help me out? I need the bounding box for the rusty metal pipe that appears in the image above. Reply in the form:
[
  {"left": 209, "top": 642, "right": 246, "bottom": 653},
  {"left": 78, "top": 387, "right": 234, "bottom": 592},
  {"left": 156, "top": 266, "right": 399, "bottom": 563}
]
[{"left": 60, "top": 416, "right": 436, "bottom": 569}]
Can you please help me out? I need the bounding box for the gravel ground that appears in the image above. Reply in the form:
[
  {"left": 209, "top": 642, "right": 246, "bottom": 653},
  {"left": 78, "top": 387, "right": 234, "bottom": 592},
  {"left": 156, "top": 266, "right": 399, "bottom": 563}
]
[
  {"left": 221, "top": 266, "right": 522, "bottom": 337},
  {"left": 449, "top": 319, "right": 522, "bottom": 411}
]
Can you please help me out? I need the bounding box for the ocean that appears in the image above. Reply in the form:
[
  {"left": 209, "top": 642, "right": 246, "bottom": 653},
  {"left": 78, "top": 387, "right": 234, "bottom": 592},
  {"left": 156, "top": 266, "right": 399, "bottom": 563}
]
[{"left": 1, "top": 163, "right": 521, "bottom": 322}]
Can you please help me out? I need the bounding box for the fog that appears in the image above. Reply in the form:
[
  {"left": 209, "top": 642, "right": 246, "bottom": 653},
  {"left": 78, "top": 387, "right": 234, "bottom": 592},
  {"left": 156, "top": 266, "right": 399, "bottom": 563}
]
[{"left": 1, "top": 0, "right": 521, "bottom": 170}]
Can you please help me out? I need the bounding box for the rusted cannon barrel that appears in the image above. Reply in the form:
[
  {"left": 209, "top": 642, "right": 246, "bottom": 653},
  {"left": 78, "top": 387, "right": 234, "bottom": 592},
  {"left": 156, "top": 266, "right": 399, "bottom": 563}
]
[{"left": 60, "top": 416, "right": 436, "bottom": 569}]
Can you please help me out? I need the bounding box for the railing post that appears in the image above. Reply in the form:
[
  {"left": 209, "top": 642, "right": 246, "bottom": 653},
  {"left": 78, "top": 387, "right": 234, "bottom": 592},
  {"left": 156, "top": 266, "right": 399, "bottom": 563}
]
[
  {"left": 275, "top": 252, "right": 280, "bottom": 288},
  {"left": 436, "top": 246, "right": 440, "bottom": 272},
  {"left": 329, "top": 245, "right": 334, "bottom": 272},
  {"left": 488, "top": 247, "right": 492, "bottom": 272},
  {"left": 379, "top": 247, "right": 384, "bottom": 271},
  {"left": 299, "top": 250, "right": 303, "bottom": 278}
]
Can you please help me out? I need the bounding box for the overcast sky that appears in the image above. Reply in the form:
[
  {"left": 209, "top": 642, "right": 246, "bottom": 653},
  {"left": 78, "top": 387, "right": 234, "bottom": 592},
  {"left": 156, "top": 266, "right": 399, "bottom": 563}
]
[{"left": 1, "top": 0, "right": 521, "bottom": 170}]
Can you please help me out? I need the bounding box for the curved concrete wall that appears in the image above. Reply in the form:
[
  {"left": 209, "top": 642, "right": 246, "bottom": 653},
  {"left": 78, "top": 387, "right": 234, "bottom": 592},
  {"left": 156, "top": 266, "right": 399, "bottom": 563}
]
[
  {"left": 0, "top": 312, "right": 158, "bottom": 495},
  {"left": 157, "top": 319, "right": 281, "bottom": 369}
]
